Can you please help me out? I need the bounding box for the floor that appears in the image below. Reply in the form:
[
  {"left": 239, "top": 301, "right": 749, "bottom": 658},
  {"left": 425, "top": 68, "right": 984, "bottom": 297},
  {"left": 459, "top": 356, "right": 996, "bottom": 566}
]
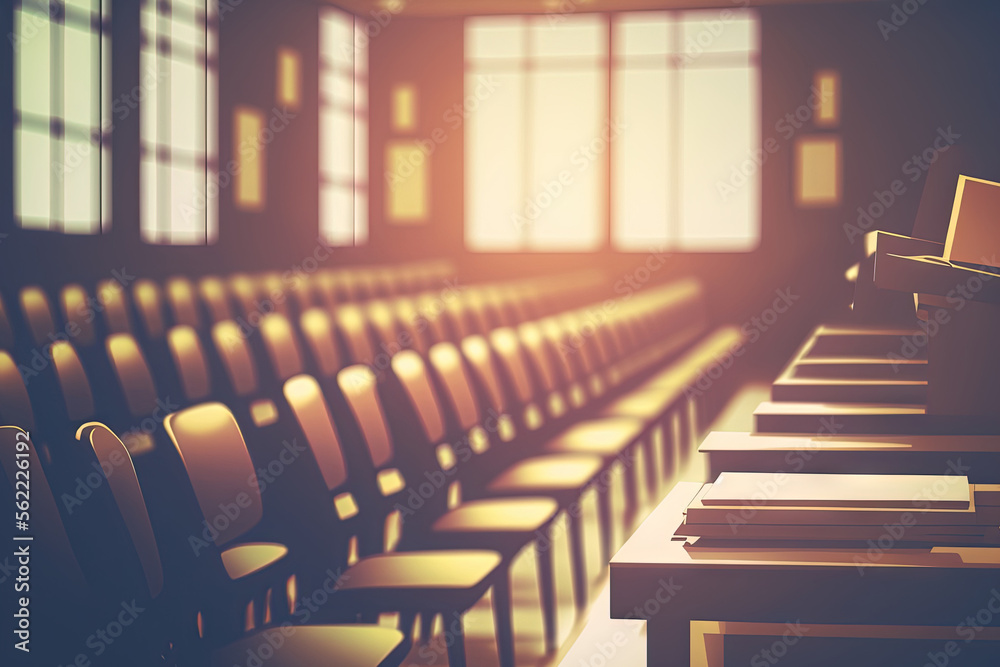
[{"left": 393, "top": 383, "right": 772, "bottom": 667}]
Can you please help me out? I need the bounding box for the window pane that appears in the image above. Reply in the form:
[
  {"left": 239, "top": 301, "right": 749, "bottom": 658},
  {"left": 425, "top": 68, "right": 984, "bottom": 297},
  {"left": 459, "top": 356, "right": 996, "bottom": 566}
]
[
  {"left": 615, "top": 13, "right": 671, "bottom": 58},
  {"left": 15, "top": 128, "right": 52, "bottom": 225},
  {"left": 679, "top": 10, "right": 758, "bottom": 56},
  {"left": 528, "top": 68, "right": 605, "bottom": 250},
  {"left": 171, "top": 164, "right": 204, "bottom": 241},
  {"left": 320, "top": 108, "right": 354, "bottom": 180},
  {"left": 354, "top": 23, "right": 368, "bottom": 73},
  {"left": 467, "top": 17, "right": 525, "bottom": 61},
  {"left": 321, "top": 185, "right": 354, "bottom": 245},
  {"left": 320, "top": 71, "right": 352, "bottom": 108},
  {"left": 465, "top": 70, "right": 524, "bottom": 251},
  {"left": 170, "top": 58, "right": 204, "bottom": 154},
  {"left": 16, "top": 10, "right": 50, "bottom": 117},
  {"left": 171, "top": 14, "right": 205, "bottom": 51},
  {"left": 62, "top": 137, "right": 99, "bottom": 232},
  {"left": 613, "top": 68, "right": 672, "bottom": 250},
  {"left": 321, "top": 12, "right": 354, "bottom": 67},
  {"left": 531, "top": 14, "right": 606, "bottom": 60},
  {"left": 64, "top": 23, "right": 97, "bottom": 128},
  {"left": 679, "top": 66, "right": 760, "bottom": 250}
]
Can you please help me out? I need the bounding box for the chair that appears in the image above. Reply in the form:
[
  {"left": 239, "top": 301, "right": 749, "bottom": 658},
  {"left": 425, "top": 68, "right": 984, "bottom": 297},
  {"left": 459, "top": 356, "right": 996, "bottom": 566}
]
[
  {"left": 68, "top": 421, "right": 411, "bottom": 666},
  {"left": 383, "top": 350, "right": 563, "bottom": 654},
  {"left": 430, "top": 339, "right": 604, "bottom": 611}
]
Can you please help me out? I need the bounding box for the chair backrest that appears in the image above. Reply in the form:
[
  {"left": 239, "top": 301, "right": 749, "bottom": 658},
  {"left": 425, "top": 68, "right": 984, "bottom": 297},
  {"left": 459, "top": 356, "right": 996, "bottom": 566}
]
[
  {"left": 76, "top": 422, "right": 164, "bottom": 597},
  {"left": 288, "top": 277, "right": 315, "bottom": 315},
  {"left": 336, "top": 304, "right": 376, "bottom": 364},
  {"left": 165, "top": 277, "right": 202, "bottom": 329},
  {"left": 166, "top": 325, "right": 212, "bottom": 402},
  {"left": 106, "top": 333, "right": 159, "bottom": 419},
  {"left": 51, "top": 340, "right": 96, "bottom": 422},
  {"left": 337, "top": 365, "right": 395, "bottom": 470},
  {"left": 133, "top": 280, "right": 167, "bottom": 340},
  {"left": 444, "top": 298, "right": 473, "bottom": 339},
  {"left": 517, "top": 322, "right": 561, "bottom": 393},
  {"left": 488, "top": 328, "right": 537, "bottom": 403},
  {"left": 464, "top": 289, "right": 494, "bottom": 335},
  {"left": 260, "top": 274, "right": 291, "bottom": 317},
  {"left": 390, "top": 350, "right": 447, "bottom": 446},
  {"left": 198, "top": 276, "right": 233, "bottom": 323},
  {"left": 1, "top": 426, "right": 86, "bottom": 587},
  {"left": 314, "top": 271, "right": 341, "bottom": 307},
  {"left": 0, "top": 351, "right": 35, "bottom": 429},
  {"left": 283, "top": 375, "right": 349, "bottom": 493},
  {"left": 211, "top": 321, "right": 259, "bottom": 397},
  {"left": 96, "top": 278, "right": 133, "bottom": 335},
  {"left": 260, "top": 313, "right": 305, "bottom": 382},
  {"left": 367, "top": 300, "right": 401, "bottom": 354},
  {"left": 416, "top": 292, "right": 451, "bottom": 344},
  {"left": 60, "top": 284, "right": 97, "bottom": 346},
  {"left": 299, "top": 308, "right": 343, "bottom": 378},
  {"left": 393, "top": 297, "right": 431, "bottom": 355},
  {"left": 164, "top": 403, "right": 264, "bottom": 547},
  {"left": 21, "top": 285, "right": 56, "bottom": 346},
  {"left": 228, "top": 274, "right": 259, "bottom": 318},
  {"left": 428, "top": 342, "right": 482, "bottom": 432},
  {"left": 459, "top": 335, "right": 508, "bottom": 417}
]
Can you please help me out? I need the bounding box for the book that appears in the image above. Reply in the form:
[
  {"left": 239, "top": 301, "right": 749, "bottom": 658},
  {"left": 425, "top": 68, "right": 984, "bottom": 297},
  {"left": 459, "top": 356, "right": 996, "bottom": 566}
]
[
  {"left": 685, "top": 485, "right": 982, "bottom": 526},
  {"left": 944, "top": 175, "right": 1000, "bottom": 269},
  {"left": 702, "top": 472, "right": 971, "bottom": 510}
]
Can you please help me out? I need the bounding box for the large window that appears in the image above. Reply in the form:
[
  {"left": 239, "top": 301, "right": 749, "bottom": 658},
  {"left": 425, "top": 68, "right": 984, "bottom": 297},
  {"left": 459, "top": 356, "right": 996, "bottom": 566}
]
[
  {"left": 14, "top": 0, "right": 111, "bottom": 234},
  {"left": 466, "top": 11, "right": 761, "bottom": 252},
  {"left": 320, "top": 8, "right": 368, "bottom": 246},
  {"left": 140, "top": 0, "right": 219, "bottom": 245}
]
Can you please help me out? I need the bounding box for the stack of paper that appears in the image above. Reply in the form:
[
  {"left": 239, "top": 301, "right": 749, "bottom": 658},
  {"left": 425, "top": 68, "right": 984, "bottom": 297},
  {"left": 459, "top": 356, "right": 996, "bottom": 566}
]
[{"left": 677, "top": 473, "right": 1000, "bottom": 546}]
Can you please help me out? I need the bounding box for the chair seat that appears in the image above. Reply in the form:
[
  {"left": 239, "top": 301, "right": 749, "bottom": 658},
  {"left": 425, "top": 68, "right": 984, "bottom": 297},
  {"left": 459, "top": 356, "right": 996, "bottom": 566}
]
[
  {"left": 485, "top": 454, "right": 603, "bottom": 495},
  {"left": 335, "top": 550, "right": 503, "bottom": 612},
  {"left": 220, "top": 542, "right": 289, "bottom": 580},
  {"left": 431, "top": 497, "right": 559, "bottom": 534},
  {"left": 599, "top": 389, "right": 678, "bottom": 419},
  {"left": 212, "top": 625, "right": 406, "bottom": 667},
  {"left": 543, "top": 418, "right": 645, "bottom": 456}
]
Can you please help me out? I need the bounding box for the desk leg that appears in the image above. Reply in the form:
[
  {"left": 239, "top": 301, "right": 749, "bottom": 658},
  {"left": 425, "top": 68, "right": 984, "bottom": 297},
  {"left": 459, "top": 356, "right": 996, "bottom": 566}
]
[{"left": 647, "top": 617, "right": 690, "bottom": 667}]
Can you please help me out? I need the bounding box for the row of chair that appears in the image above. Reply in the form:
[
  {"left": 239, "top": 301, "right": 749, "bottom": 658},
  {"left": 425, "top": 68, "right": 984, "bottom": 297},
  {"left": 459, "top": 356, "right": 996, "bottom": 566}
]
[
  {"left": 0, "top": 273, "right": 743, "bottom": 666},
  {"left": 0, "top": 262, "right": 606, "bottom": 366}
]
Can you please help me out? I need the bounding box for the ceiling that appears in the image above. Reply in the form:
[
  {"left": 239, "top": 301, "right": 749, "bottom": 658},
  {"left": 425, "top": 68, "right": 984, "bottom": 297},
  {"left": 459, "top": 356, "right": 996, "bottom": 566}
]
[{"left": 329, "top": 0, "right": 884, "bottom": 18}]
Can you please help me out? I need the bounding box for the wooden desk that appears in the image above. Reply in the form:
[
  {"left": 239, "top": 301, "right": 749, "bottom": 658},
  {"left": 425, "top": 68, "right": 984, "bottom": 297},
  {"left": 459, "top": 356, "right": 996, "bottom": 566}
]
[
  {"left": 611, "top": 483, "right": 1000, "bottom": 667},
  {"left": 699, "top": 431, "right": 1000, "bottom": 481}
]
